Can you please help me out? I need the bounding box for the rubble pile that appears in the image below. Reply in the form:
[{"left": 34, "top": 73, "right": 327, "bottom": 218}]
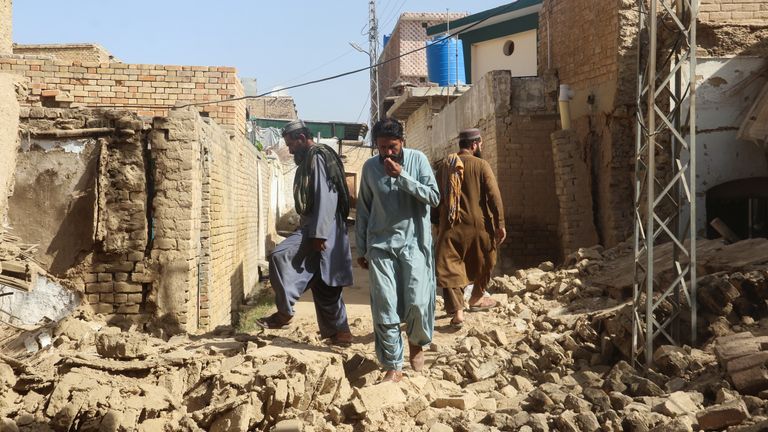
[
  {"left": 0, "top": 309, "right": 352, "bottom": 432},
  {"left": 2, "top": 238, "right": 768, "bottom": 431}
]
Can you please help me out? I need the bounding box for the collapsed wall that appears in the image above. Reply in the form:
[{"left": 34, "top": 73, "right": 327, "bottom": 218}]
[
  {"left": 8, "top": 108, "right": 276, "bottom": 334},
  {"left": 0, "top": 73, "right": 19, "bottom": 223},
  {"left": 538, "top": 0, "right": 638, "bottom": 249},
  {"left": 0, "top": 0, "right": 10, "bottom": 56},
  {"left": 538, "top": 0, "right": 768, "bottom": 247}
]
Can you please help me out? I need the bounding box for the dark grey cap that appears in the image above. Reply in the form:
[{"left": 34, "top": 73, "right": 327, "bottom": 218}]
[{"left": 282, "top": 119, "right": 308, "bottom": 136}]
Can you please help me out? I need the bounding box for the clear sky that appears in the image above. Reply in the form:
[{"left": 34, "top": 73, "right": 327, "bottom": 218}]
[{"left": 12, "top": 1, "right": 508, "bottom": 124}]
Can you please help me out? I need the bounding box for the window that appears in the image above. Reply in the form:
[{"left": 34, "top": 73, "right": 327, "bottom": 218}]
[{"left": 503, "top": 40, "right": 515, "bottom": 56}]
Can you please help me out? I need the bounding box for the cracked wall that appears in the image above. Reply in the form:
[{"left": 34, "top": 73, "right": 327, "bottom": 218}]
[
  {"left": 0, "top": 0, "right": 10, "bottom": 56},
  {"left": 9, "top": 108, "right": 275, "bottom": 334},
  {"left": 0, "top": 73, "right": 19, "bottom": 224}
]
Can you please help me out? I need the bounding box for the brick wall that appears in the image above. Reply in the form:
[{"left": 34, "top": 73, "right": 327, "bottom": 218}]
[
  {"left": 551, "top": 130, "right": 599, "bottom": 256},
  {"left": 13, "top": 44, "right": 114, "bottom": 63},
  {"left": 204, "top": 118, "right": 268, "bottom": 328},
  {"left": 246, "top": 96, "right": 297, "bottom": 120},
  {"left": 338, "top": 143, "right": 373, "bottom": 200},
  {"left": 147, "top": 111, "right": 203, "bottom": 331},
  {"left": 401, "top": 70, "right": 562, "bottom": 268},
  {"left": 10, "top": 108, "right": 273, "bottom": 333},
  {"left": 537, "top": 0, "right": 638, "bottom": 248},
  {"left": 0, "top": 57, "right": 246, "bottom": 134},
  {"left": 498, "top": 114, "right": 561, "bottom": 267},
  {"left": 0, "top": 73, "right": 19, "bottom": 223},
  {"left": 403, "top": 103, "right": 433, "bottom": 159},
  {"left": 700, "top": 0, "right": 768, "bottom": 23},
  {"left": 0, "top": 0, "right": 10, "bottom": 56},
  {"left": 151, "top": 109, "right": 273, "bottom": 331},
  {"left": 538, "top": 0, "right": 621, "bottom": 100}
]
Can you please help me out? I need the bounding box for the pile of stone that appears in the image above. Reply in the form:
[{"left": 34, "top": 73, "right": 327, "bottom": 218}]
[
  {"left": 3, "top": 240, "right": 768, "bottom": 431},
  {"left": 0, "top": 309, "right": 351, "bottom": 432},
  {"left": 698, "top": 270, "right": 768, "bottom": 337}
]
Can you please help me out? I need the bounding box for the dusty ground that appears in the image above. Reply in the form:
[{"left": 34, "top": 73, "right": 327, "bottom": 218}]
[
  {"left": 3, "top": 238, "right": 768, "bottom": 431},
  {"left": 281, "top": 263, "right": 496, "bottom": 371},
  {"left": 271, "top": 237, "right": 489, "bottom": 374}
]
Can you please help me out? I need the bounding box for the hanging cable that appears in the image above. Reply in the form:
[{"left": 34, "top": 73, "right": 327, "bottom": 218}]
[{"left": 88, "top": 2, "right": 517, "bottom": 112}]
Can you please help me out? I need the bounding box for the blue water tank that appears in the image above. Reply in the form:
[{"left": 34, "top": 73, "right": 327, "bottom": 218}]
[
  {"left": 383, "top": 34, "right": 391, "bottom": 48},
  {"left": 426, "top": 36, "right": 466, "bottom": 86}
]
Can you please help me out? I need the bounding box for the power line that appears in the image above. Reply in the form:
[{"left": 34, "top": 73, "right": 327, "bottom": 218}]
[
  {"left": 354, "top": 94, "right": 370, "bottom": 123},
  {"left": 273, "top": 47, "right": 358, "bottom": 89},
  {"left": 376, "top": 0, "right": 397, "bottom": 29},
  {"left": 379, "top": 0, "right": 409, "bottom": 33},
  {"left": 148, "top": 4, "right": 518, "bottom": 111}
]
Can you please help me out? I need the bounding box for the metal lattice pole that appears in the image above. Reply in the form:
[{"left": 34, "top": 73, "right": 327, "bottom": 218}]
[
  {"left": 368, "top": 0, "right": 381, "bottom": 125},
  {"left": 632, "top": 0, "right": 698, "bottom": 368}
]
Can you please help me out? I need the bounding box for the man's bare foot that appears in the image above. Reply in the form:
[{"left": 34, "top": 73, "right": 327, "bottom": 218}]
[
  {"left": 381, "top": 370, "right": 403, "bottom": 383},
  {"left": 409, "top": 343, "right": 425, "bottom": 372}
]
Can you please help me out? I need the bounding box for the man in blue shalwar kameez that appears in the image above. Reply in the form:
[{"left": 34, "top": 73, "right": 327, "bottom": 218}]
[
  {"left": 258, "top": 120, "right": 354, "bottom": 346},
  {"left": 356, "top": 118, "right": 440, "bottom": 382}
]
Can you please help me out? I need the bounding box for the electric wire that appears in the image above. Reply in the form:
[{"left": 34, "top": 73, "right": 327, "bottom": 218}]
[
  {"left": 379, "top": 0, "right": 409, "bottom": 33},
  {"left": 273, "top": 47, "right": 359, "bottom": 89},
  {"left": 86, "top": 2, "right": 518, "bottom": 111}
]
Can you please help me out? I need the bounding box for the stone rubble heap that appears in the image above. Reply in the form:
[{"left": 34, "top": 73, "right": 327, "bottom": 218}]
[{"left": 1, "top": 239, "right": 768, "bottom": 431}]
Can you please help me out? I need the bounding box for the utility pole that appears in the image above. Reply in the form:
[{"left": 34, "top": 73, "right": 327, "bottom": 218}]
[
  {"left": 368, "top": 0, "right": 381, "bottom": 127},
  {"left": 632, "top": 0, "right": 698, "bottom": 368}
]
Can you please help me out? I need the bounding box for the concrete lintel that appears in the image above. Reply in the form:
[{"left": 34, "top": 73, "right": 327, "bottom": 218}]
[{"left": 387, "top": 86, "right": 470, "bottom": 120}]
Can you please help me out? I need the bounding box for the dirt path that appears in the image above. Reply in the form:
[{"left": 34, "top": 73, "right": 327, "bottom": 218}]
[{"left": 271, "top": 238, "right": 488, "bottom": 373}]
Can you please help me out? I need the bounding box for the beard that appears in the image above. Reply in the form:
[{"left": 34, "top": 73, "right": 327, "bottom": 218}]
[
  {"left": 293, "top": 147, "right": 309, "bottom": 165},
  {"left": 473, "top": 149, "right": 482, "bottom": 158}
]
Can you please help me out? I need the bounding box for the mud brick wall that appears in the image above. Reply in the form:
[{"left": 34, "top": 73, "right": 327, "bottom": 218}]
[
  {"left": 246, "top": 96, "right": 298, "bottom": 120},
  {"left": 13, "top": 44, "right": 113, "bottom": 63},
  {"left": 538, "top": 0, "right": 638, "bottom": 248},
  {"left": 0, "top": 73, "right": 19, "bottom": 222},
  {"left": 0, "top": 57, "right": 246, "bottom": 135},
  {"left": 147, "top": 111, "right": 203, "bottom": 331},
  {"left": 498, "top": 114, "right": 561, "bottom": 267},
  {"left": 401, "top": 71, "right": 561, "bottom": 269},
  {"left": 0, "top": 0, "right": 10, "bottom": 56},
  {"left": 204, "top": 119, "right": 267, "bottom": 329},
  {"left": 85, "top": 114, "right": 151, "bottom": 317},
  {"left": 9, "top": 108, "right": 273, "bottom": 333},
  {"left": 9, "top": 110, "right": 154, "bottom": 317},
  {"left": 551, "top": 130, "right": 599, "bottom": 257},
  {"left": 99, "top": 117, "right": 149, "bottom": 255},
  {"left": 700, "top": 0, "right": 768, "bottom": 22}
]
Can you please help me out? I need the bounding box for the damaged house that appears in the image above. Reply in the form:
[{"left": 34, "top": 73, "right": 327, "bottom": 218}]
[
  {"left": 0, "top": 1, "right": 281, "bottom": 334},
  {"left": 384, "top": 0, "right": 768, "bottom": 271}
]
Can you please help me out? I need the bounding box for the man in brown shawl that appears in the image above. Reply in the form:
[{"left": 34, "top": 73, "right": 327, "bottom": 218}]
[{"left": 434, "top": 128, "right": 505, "bottom": 328}]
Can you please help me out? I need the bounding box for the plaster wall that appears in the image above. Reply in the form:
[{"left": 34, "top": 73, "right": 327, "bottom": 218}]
[
  {"left": 471, "top": 29, "right": 538, "bottom": 80},
  {"left": 683, "top": 57, "right": 768, "bottom": 234}
]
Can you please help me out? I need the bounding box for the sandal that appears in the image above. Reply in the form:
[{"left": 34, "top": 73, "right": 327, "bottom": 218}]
[
  {"left": 468, "top": 296, "right": 497, "bottom": 311},
  {"left": 449, "top": 317, "right": 464, "bottom": 329},
  {"left": 256, "top": 312, "right": 292, "bottom": 329}
]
